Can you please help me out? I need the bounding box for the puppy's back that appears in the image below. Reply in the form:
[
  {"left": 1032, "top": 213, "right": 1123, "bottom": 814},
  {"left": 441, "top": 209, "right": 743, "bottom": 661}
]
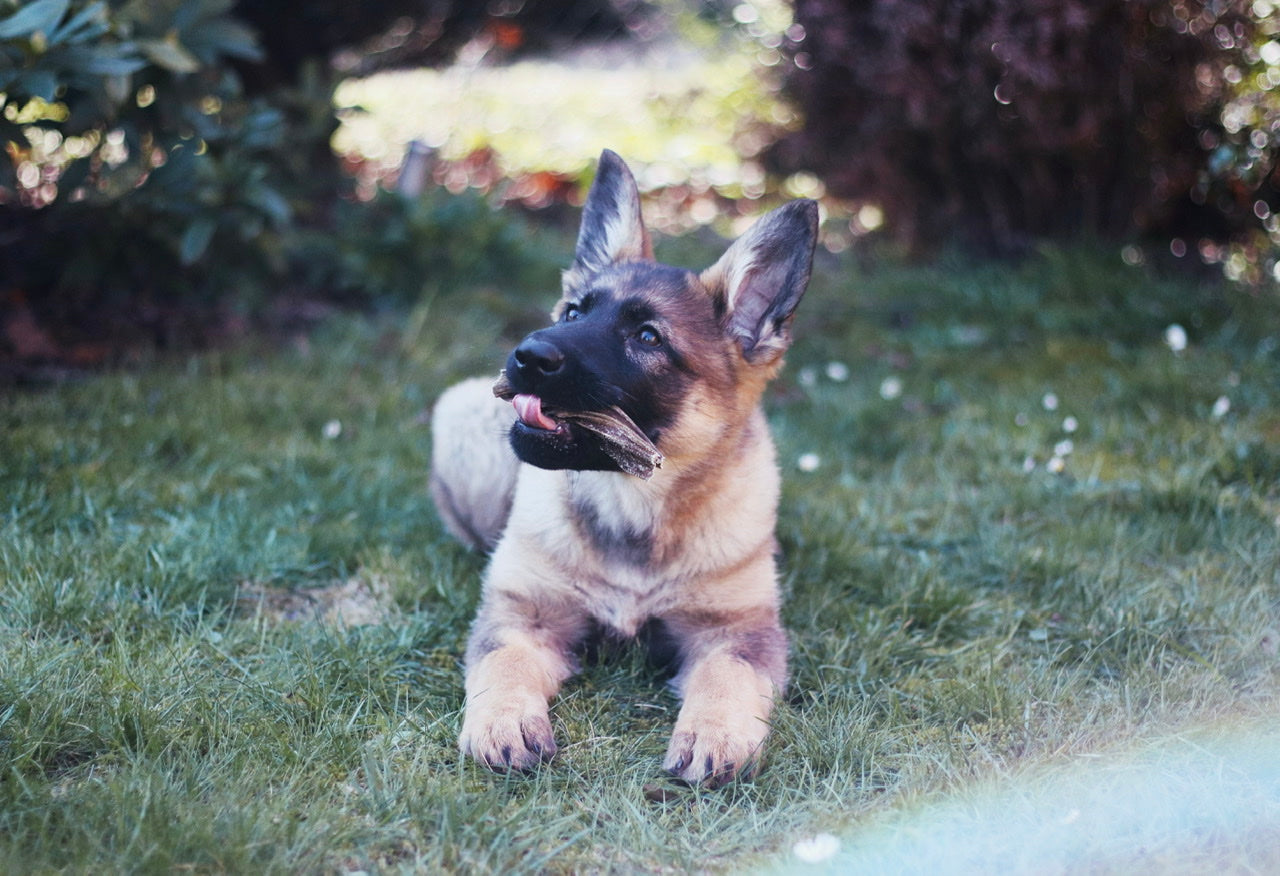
[{"left": 430, "top": 377, "right": 520, "bottom": 550}]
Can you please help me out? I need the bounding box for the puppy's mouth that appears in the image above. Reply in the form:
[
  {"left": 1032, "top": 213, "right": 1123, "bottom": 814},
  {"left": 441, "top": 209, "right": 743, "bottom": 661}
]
[
  {"left": 512, "top": 393, "right": 566, "bottom": 433},
  {"left": 493, "top": 372, "right": 663, "bottom": 479}
]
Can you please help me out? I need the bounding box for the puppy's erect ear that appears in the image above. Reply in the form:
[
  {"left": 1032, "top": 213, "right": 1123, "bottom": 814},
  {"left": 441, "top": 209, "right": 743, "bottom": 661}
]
[
  {"left": 701, "top": 199, "right": 819, "bottom": 365},
  {"left": 565, "top": 150, "right": 653, "bottom": 289}
]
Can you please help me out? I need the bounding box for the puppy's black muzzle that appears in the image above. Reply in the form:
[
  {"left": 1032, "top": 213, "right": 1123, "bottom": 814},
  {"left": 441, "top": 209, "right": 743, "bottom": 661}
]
[
  {"left": 505, "top": 325, "right": 611, "bottom": 408},
  {"left": 504, "top": 326, "right": 623, "bottom": 472}
]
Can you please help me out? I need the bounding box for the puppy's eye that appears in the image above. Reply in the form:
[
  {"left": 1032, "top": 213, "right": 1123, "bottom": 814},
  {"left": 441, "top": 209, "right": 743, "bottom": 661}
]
[
  {"left": 563, "top": 304, "right": 582, "bottom": 322},
  {"left": 636, "top": 325, "right": 662, "bottom": 347}
]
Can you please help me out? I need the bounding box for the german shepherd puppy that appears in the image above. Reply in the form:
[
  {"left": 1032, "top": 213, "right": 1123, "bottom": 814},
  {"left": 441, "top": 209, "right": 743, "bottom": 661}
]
[{"left": 430, "top": 150, "right": 817, "bottom": 786}]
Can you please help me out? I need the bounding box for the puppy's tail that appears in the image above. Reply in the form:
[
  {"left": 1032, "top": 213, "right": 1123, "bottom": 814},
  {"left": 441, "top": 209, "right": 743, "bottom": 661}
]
[{"left": 429, "top": 377, "right": 520, "bottom": 551}]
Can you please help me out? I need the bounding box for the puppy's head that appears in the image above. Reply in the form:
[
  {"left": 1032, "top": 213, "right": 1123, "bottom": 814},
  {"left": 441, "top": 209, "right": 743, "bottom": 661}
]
[{"left": 504, "top": 149, "right": 818, "bottom": 474}]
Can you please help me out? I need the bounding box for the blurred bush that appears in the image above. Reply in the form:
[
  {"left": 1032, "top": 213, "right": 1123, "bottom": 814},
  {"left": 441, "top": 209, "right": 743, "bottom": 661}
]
[
  {"left": 0, "top": 0, "right": 577, "bottom": 360},
  {"left": 771, "top": 0, "right": 1278, "bottom": 259},
  {"left": 249, "top": 0, "right": 644, "bottom": 83},
  {"left": 0, "top": 0, "right": 325, "bottom": 347},
  {"left": 291, "top": 189, "right": 565, "bottom": 305}
]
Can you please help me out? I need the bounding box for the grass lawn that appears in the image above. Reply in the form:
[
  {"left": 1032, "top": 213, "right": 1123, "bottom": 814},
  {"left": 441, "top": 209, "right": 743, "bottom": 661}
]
[{"left": 2, "top": 232, "right": 1279, "bottom": 872}]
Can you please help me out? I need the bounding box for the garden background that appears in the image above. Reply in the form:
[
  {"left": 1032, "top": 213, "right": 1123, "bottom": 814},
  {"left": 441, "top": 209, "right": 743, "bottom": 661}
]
[{"left": 2, "top": 1, "right": 1279, "bottom": 872}]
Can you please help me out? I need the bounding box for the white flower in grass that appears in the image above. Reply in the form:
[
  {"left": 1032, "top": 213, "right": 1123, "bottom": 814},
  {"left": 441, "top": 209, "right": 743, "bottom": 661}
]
[
  {"left": 322, "top": 419, "right": 343, "bottom": 439},
  {"left": 1022, "top": 455, "right": 1037, "bottom": 473},
  {"left": 825, "top": 361, "right": 850, "bottom": 382},
  {"left": 797, "top": 452, "right": 821, "bottom": 473},
  {"left": 1164, "top": 323, "right": 1188, "bottom": 353},
  {"left": 797, "top": 366, "right": 817, "bottom": 388},
  {"left": 793, "top": 832, "right": 841, "bottom": 864},
  {"left": 1042, "top": 392, "right": 1059, "bottom": 411},
  {"left": 1211, "top": 395, "right": 1231, "bottom": 419},
  {"left": 1047, "top": 456, "right": 1066, "bottom": 474},
  {"left": 879, "top": 376, "right": 903, "bottom": 400},
  {"left": 1053, "top": 439, "right": 1074, "bottom": 457},
  {"left": 1062, "top": 416, "right": 1079, "bottom": 433},
  {"left": 1015, "top": 412, "right": 1029, "bottom": 427}
]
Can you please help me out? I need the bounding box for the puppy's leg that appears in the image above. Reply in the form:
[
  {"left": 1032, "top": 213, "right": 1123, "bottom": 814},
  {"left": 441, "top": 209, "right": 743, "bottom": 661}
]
[
  {"left": 459, "top": 588, "right": 586, "bottom": 771},
  {"left": 661, "top": 607, "right": 788, "bottom": 787}
]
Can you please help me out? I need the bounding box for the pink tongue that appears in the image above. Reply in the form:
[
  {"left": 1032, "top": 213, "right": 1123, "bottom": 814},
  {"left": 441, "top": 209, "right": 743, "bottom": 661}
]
[{"left": 512, "top": 394, "right": 560, "bottom": 431}]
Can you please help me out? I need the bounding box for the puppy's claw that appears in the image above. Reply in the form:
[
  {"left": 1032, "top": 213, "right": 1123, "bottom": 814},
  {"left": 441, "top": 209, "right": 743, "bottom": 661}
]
[
  {"left": 663, "top": 731, "right": 693, "bottom": 779},
  {"left": 521, "top": 714, "right": 557, "bottom": 762},
  {"left": 460, "top": 708, "right": 558, "bottom": 773},
  {"left": 662, "top": 729, "right": 762, "bottom": 788}
]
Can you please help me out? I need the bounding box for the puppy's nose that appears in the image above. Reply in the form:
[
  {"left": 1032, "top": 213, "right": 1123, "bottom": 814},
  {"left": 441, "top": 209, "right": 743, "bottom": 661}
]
[{"left": 513, "top": 337, "right": 565, "bottom": 376}]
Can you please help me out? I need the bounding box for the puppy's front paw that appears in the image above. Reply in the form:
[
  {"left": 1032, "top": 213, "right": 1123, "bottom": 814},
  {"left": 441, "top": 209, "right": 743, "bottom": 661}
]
[
  {"left": 662, "top": 722, "right": 767, "bottom": 788},
  {"left": 459, "top": 701, "right": 557, "bottom": 772}
]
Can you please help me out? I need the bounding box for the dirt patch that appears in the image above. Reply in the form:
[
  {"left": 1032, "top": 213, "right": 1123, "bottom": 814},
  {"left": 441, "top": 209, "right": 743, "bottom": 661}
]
[{"left": 235, "top": 573, "right": 394, "bottom": 628}]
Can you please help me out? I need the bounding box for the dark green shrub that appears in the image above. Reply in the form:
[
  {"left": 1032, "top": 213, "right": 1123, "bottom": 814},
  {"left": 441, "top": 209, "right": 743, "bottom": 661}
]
[
  {"left": 233, "top": 0, "right": 638, "bottom": 87},
  {"left": 771, "top": 0, "right": 1276, "bottom": 256},
  {"left": 0, "top": 0, "right": 584, "bottom": 362},
  {"left": 291, "top": 189, "right": 567, "bottom": 306},
  {"left": 0, "top": 0, "right": 325, "bottom": 324}
]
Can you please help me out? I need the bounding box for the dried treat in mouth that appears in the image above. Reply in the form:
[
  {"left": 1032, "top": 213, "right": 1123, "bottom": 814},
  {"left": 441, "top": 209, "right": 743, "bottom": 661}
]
[
  {"left": 559, "top": 407, "right": 664, "bottom": 478},
  {"left": 492, "top": 370, "right": 664, "bottom": 479}
]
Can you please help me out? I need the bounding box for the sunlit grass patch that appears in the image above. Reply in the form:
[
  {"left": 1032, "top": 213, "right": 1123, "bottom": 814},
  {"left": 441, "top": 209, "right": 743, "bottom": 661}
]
[
  {"left": 1, "top": 240, "right": 1277, "bottom": 870},
  {"left": 334, "top": 52, "right": 788, "bottom": 185},
  {"left": 331, "top": 47, "right": 803, "bottom": 237}
]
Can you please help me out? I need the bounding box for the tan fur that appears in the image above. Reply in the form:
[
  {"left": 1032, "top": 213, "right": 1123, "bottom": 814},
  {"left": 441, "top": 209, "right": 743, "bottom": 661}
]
[{"left": 432, "top": 152, "right": 816, "bottom": 786}]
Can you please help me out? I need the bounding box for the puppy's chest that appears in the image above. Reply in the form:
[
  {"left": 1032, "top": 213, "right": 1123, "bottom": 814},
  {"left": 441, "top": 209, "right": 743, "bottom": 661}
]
[{"left": 568, "top": 489, "right": 683, "bottom": 636}]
